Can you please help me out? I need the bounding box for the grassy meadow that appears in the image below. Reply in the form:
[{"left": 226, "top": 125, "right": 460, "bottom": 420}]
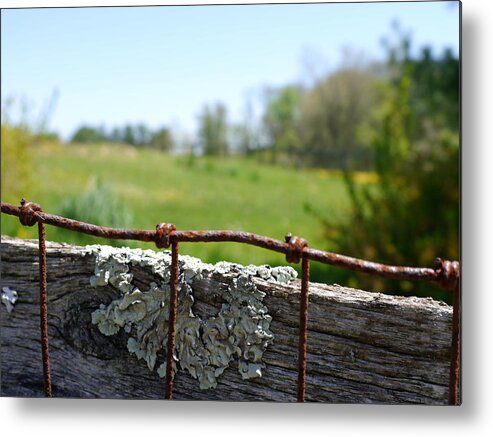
[{"left": 2, "top": 142, "right": 367, "bottom": 283}]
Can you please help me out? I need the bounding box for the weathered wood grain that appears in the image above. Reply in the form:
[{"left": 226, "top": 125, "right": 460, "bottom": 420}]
[{"left": 0, "top": 236, "right": 453, "bottom": 403}]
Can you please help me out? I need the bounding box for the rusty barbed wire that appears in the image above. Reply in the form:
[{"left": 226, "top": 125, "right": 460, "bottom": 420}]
[
  {"left": 17, "top": 199, "right": 52, "bottom": 397},
  {"left": 155, "top": 221, "right": 179, "bottom": 399},
  {"left": 1, "top": 200, "right": 460, "bottom": 403},
  {"left": 449, "top": 282, "right": 461, "bottom": 405},
  {"left": 37, "top": 216, "right": 52, "bottom": 398},
  {"left": 165, "top": 240, "right": 180, "bottom": 400},
  {"left": 432, "top": 257, "right": 460, "bottom": 405},
  {"left": 285, "top": 232, "right": 310, "bottom": 402},
  {"left": 1, "top": 201, "right": 457, "bottom": 288},
  {"left": 297, "top": 255, "right": 310, "bottom": 402}
]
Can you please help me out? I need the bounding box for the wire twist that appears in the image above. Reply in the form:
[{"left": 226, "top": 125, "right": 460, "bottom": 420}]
[
  {"left": 284, "top": 233, "right": 308, "bottom": 264},
  {"left": 434, "top": 257, "right": 460, "bottom": 290},
  {"left": 19, "top": 198, "right": 43, "bottom": 227},
  {"left": 155, "top": 223, "right": 176, "bottom": 248}
]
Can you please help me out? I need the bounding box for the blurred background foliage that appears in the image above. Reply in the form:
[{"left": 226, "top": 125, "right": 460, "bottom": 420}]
[
  {"left": 1, "top": 28, "right": 459, "bottom": 303},
  {"left": 318, "top": 36, "right": 459, "bottom": 300}
]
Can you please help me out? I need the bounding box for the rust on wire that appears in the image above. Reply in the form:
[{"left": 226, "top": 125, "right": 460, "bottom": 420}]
[
  {"left": 1, "top": 200, "right": 460, "bottom": 403},
  {"left": 19, "top": 198, "right": 43, "bottom": 227},
  {"left": 37, "top": 219, "right": 52, "bottom": 397},
  {"left": 155, "top": 223, "right": 176, "bottom": 249},
  {"left": 297, "top": 254, "right": 310, "bottom": 402},
  {"left": 0, "top": 201, "right": 458, "bottom": 289},
  {"left": 18, "top": 199, "right": 52, "bottom": 397},
  {"left": 434, "top": 257, "right": 460, "bottom": 290},
  {"left": 434, "top": 258, "right": 460, "bottom": 405},
  {"left": 156, "top": 221, "right": 179, "bottom": 399},
  {"left": 165, "top": 240, "right": 180, "bottom": 400},
  {"left": 448, "top": 282, "right": 461, "bottom": 405},
  {"left": 284, "top": 232, "right": 310, "bottom": 401},
  {"left": 284, "top": 233, "right": 308, "bottom": 264}
]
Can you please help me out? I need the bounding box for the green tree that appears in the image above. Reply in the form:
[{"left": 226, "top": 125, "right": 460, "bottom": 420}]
[
  {"left": 262, "top": 85, "right": 302, "bottom": 164},
  {"left": 123, "top": 125, "right": 136, "bottom": 146},
  {"left": 197, "top": 103, "right": 229, "bottom": 156},
  {"left": 109, "top": 126, "right": 123, "bottom": 143},
  {"left": 71, "top": 125, "right": 107, "bottom": 143},
  {"left": 297, "top": 69, "right": 384, "bottom": 170},
  {"left": 232, "top": 123, "right": 256, "bottom": 156},
  {"left": 150, "top": 127, "right": 173, "bottom": 152},
  {"left": 133, "top": 123, "right": 151, "bottom": 146},
  {"left": 232, "top": 98, "right": 259, "bottom": 156},
  {"left": 323, "top": 42, "right": 459, "bottom": 301}
]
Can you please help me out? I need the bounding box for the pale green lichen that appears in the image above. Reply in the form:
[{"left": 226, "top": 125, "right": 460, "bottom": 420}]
[
  {"left": 1, "top": 287, "right": 18, "bottom": 313},
  {"left": 85, "top": 244, "right": 297, "bottom": 390}
]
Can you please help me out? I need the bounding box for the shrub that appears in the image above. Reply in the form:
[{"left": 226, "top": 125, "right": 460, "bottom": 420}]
[{"left": 57, "top": 178, "right": 133, "bottom": 245}]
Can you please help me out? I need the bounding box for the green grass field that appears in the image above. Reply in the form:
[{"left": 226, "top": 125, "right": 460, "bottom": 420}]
[{"left": 2, "top": 143, "right": 362, "bottom": 282}]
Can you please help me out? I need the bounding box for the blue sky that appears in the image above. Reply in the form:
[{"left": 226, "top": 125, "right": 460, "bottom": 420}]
[{"left": 1, "top": 1, "right": 460, "bottom": 141}]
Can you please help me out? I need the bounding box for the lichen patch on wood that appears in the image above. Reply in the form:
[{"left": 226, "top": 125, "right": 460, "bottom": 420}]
[
  {"left": 85, "top": 245, "right": 296, "bottom": 390},
  {"left": 1, "top": 287, "right": 18, "bottom": 313}
]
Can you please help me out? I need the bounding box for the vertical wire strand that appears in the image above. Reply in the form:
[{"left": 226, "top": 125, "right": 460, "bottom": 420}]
[
  {"left": 38, "top": 221, "right": 52, "bottom": 397},
  {"left": 165, "top": 240, "right": 179, "bottom": 400},
  {"left": 297, "top": 255, "right": 310, "bottom": 402},
  {"left": 448, "top": 281, "right": 460, "bottom": 405}
]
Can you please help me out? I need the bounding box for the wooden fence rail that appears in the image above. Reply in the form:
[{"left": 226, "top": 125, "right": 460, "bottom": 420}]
[{"left": 1, "top": 236, "right": 453, "bottom": 403}]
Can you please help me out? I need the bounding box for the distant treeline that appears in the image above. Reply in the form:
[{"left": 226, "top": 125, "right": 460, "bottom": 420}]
[
  {"left": 71, "top": 124, "right": 173, "bottom": 152},
  {"left": 250, "top": 45, "right": 458, "bottom": 171},
  {"left": 69, "top": 43, "right": 458, "bottom": 173}
]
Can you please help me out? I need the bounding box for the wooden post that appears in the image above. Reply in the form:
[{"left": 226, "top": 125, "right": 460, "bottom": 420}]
[{"left": 1, "top": 236, "right": 453, "bottom": 403}]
